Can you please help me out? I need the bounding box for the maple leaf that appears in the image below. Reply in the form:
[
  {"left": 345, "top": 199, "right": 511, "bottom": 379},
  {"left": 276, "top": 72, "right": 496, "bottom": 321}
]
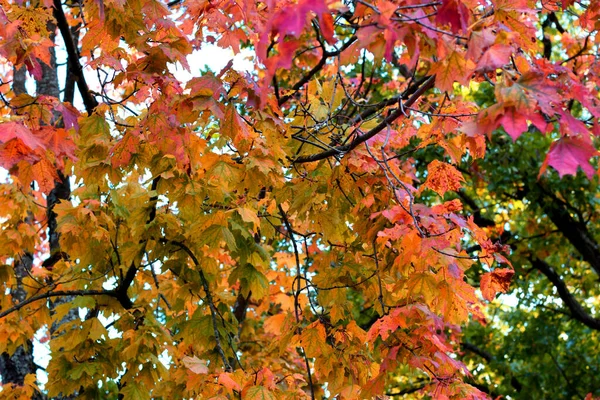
[
  {"left": 222, "top": 103, "right": 255, "bottom": 152},
  {"left": 263, "top": 0, "right": 335, "bottom": 50},
  {"left": 120, "top": 382, "right": 151, "bottom": 400},
  {"left": 422, "top": 160, "right": 465, "bottom": 197},
  {"left": 31, "top": 158, "right": 59, "bottom": 193},
  {"left": 492, "top": 0, "right": 537, "bottom": 51},
  {"left": 37, "top": 127, "right": 78, "bottom": 169},
  {"left": 299, "top": 321, "right": 328, "bottom": 358},
  {"left": 476, "top": 44, "right": 513, "bottom": 72},
  {"left": 110, "top": 132, "right": 140, "bottom": 168},
  {"left": 513, "top": 70, "right": 557, "bottom": 115},
  {"left": 54, "top": 102, "right": 80, "bottom": 129},
  {"left": 480, "top": 268, "right": 514, "bottom": 301},
  {"left": 436, "top": 0, "right": 470, "bottom": 33},
  {"left": 367, "top": 308, "right": 409, "bottom": 342},
  {"left": 0, "top": 122, "right": 45, "bottom": 151},
  {"left": 182, "top": 355, "right": 209, "bottom": 374},
  {"left": 0, "top": 139, "right": 41, "bottom": 169},
  {"left": 2, "top": 0, "right": 598, "bottom": 397},
  {"left": 263, "top": 314, "right": 287, "bottom": 336},
  {"left": 237, "top": 207, "right": 261, "bottom": 232},
  {"left": 218, "top": 373, "right": 241, "bottom": 392},
  {"left": 431, "top": 47, "right": 475, "bottom": 92},
  {"left": 243, "top": 386, "right": 277, "bottom": 400},
  {"left": 229, "top": 264, "right": 269, "bottom": 300},
  {"left": 497, "top": 106, "right": 529, "bottom": 140},
  {"left": 406, "top": 273, "right": 439, "bottom": 304},
  {"left": 540, "top": 136, "right": 598, "bottom": 179}
]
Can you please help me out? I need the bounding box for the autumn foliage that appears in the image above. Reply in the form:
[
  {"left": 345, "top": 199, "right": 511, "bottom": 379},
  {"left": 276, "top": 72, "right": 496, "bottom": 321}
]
[{"left": 0, "top": 0, "right": 599, "bottom": 398}]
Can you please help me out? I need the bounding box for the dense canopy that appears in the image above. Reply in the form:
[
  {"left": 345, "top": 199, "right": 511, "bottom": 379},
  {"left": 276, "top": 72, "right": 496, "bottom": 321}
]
[{"left": 0, "top": 0, "right": 599, "bottom": 398}]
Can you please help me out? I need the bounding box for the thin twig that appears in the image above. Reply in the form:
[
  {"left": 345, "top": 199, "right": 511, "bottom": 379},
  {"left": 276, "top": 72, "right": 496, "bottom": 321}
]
[
  {"left": 167, "top": 240, "right": 233, "bottom": 371},
  {"left": 293, "top": 76, "right": 435, "bottom": 163},
  {"left": 277, "top": 205, "right": 315, "bottom": 400}
]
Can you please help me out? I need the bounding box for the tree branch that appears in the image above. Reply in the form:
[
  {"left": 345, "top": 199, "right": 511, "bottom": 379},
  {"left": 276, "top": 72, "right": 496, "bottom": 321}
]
[
  {"left": 277, "top": 36, "right": 357, "bottom": 106},
  {"left": 461, "top": 341, "right": 523, "bottom": 393},
  {"left": 457, "top": 190, "right": 496, "bottom": 228},
  {"left": 0, "top": 290, "right": 114, "bottom": 320},
  {"left": 292, "top": 76, "right": 435, "bottom": 164},
  {"left": 386, "top": 380, "right": 429, "bottom": 396},
  {"left": 461, "top": 341, "right": 492, "bottom": 362},
  {"left": 166, "top": 239, "right": 233, "bottom": 371},
  {"left": 530, "top": 257, "right": 600, "bottom": 330},
  {"left": 348, "top": 75, "right": 429, "bottom": 126},
  {"left": 52, "top": 0, "right": 98, "bottom": 114},
  {"left": 278, "top": 205, "right": 315, "bottom": 400},
  {"left": 532, "top": 185, "right": 600, "bottom": 276},
  {"left": 114, "top": 177, "right": 161, "bottom": 310}
]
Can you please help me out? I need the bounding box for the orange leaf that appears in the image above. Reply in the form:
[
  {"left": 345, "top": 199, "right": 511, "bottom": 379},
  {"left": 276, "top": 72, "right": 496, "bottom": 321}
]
[
  {"left": 480, "top": 268, "right": 514, "bottom": 301},
  {"left": 31, "top": 158, "right": 59, "bottom": 193},
  {"left": 263, "top": 314, "right": 287, "bottom": 336},
  {"left": 0, "top": 138, "right": 41, "bottom": 168},
  {"left": 422, "top": 160, "right": 464, "bottom": 196},
  {"left": 218, "top": 373, "right": 241, "bottom": 392},
  {"left": 222, "top": 103, "right": 254, "bottom": 152}
]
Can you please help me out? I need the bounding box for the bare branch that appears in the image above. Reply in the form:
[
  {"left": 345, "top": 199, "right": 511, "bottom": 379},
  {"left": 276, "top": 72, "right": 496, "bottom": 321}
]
[
  {"left": 278, "top": 36, "right": 357, "bottom": 106},
  {"left": 277, "top": 205, "right": 315, "bottom": 400},
  {"left": 292, "top": 76, "right": 435, "bottom": 163},
  {"left": 461, "top": 341, "right": 493, "bottom": 362}
]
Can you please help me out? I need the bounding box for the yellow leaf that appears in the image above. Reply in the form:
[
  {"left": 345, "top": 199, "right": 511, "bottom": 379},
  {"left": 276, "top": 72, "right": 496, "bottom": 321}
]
[
  {"left": 237, "top": 207, "right": 261, "bottom": 232},
  {"left": 300, "top": 321, "right": 328, "bottom": 358}
]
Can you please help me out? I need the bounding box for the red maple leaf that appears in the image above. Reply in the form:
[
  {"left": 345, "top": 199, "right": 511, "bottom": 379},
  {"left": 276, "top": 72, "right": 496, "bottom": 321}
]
[
  {"left": 476, "top": 44, "right": 512, "bottom": 72},
  {"left": 436, "top": 0, "right": 470, "bottom": 33},
  {"left": 497, "top": 106, "right": 529, "bottom": 140},
  {"left": 540, "top": 136, "right": 598, "bottom": 179},
  {"left": 0, "top": 121, "right": 45, "bottom": 150}
]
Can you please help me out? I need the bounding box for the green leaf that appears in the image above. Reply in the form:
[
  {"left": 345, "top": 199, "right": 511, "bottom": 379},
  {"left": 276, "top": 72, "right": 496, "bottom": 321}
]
[
  {"left": 228, "top": 264, "right": 269, "bottom": 300},
  {"left": 199, "top": 225, "right": 237, "bottom": 252},
  {"left": 243, "top": 386, "right": 277, "bottom": 400}
]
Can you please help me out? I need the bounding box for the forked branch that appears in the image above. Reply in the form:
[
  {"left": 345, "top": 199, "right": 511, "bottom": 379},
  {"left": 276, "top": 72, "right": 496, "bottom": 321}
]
[
  {"left": 292, "top": 76, "right": 435, "bottom": 163},
  {"left": 52, "top": 0, "right": 98, "bottom": 114}
]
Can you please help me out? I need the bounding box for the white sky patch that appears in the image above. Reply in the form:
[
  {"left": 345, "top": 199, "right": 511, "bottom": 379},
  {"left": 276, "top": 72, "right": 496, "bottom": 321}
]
[
  {"left": 497, "top": 292, "right": 519, "bottom": 308},
  {"left": 169, "top": 44, "right": 255, "bottom": 83}
]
